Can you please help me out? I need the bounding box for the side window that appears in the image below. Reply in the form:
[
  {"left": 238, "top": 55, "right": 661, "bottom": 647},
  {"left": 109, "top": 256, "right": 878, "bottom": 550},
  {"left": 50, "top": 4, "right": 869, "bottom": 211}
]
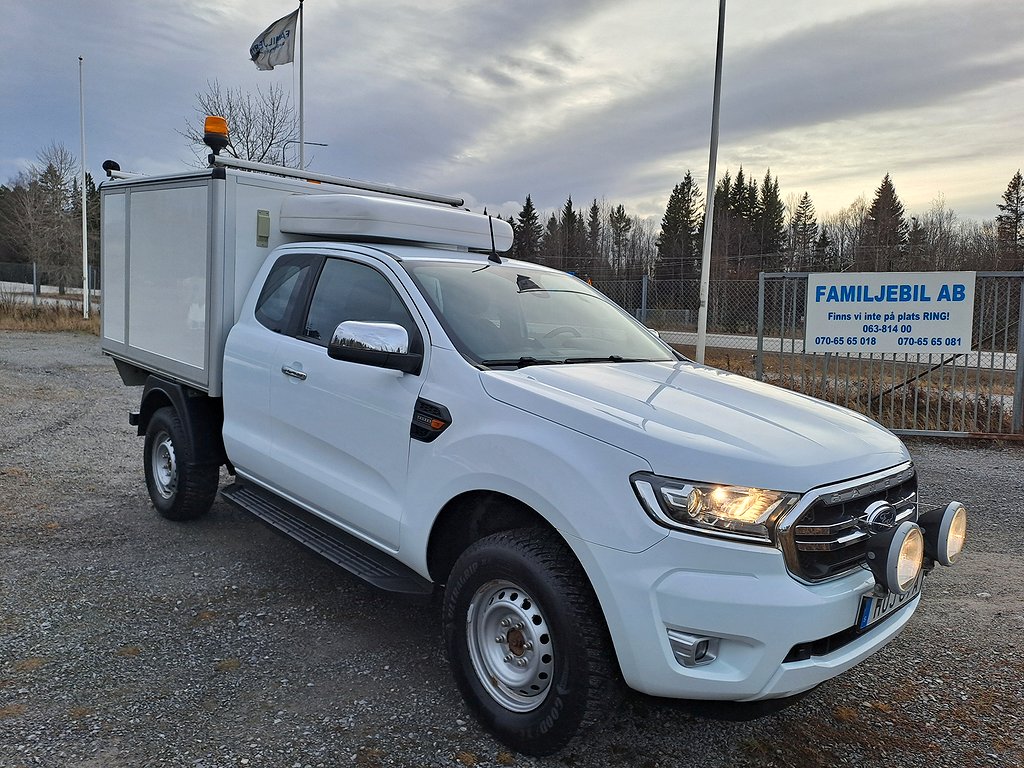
[
  {"left": 302, "top": 258, "right": 420, "bottom": 350},
  {"left": 255, "top": 254, "right": 318, "bottom": 333}
]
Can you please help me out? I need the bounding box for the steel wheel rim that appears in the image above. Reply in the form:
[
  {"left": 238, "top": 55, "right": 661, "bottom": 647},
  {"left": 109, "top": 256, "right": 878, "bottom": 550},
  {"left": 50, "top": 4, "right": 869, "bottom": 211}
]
[
  {"left": 151, "top": 431, "right": 177, "bottom": 500},
  {"left": 466, "top": 579, "right": 554, "bottom": 713}
]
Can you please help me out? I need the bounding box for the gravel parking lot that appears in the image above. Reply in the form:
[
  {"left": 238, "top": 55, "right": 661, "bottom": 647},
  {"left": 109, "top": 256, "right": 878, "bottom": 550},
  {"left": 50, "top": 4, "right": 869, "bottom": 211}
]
[{"left": 1, "top": 331, "right": 1021, "bottom": 768}]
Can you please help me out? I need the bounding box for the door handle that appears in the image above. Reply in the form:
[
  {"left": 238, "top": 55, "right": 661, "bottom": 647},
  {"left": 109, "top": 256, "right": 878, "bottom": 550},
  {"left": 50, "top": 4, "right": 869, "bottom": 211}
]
[{"left": 281, "top": 365, "right": 307, "bottom": 381}]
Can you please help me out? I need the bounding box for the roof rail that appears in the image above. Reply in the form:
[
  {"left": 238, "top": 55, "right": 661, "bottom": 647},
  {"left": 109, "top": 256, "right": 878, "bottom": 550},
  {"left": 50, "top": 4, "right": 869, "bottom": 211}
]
[{"left": 210, "top": 155, "right": 465, "bottom": 208}]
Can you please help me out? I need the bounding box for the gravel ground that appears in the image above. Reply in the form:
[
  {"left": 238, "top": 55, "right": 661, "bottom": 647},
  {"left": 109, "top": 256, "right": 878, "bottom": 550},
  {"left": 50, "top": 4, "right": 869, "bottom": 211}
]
[{"left": 1, "top": 330, "right": 1021, "bottom": 768}]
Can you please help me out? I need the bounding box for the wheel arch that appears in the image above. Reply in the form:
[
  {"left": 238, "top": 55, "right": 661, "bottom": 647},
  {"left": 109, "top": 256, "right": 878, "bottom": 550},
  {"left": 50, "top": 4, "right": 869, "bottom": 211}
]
[
  {"left": 135, "top": 375, "right": 226, "bottom": 467},
  {"left": 426, "top": 490, "right": 560, "bottom": 585}
]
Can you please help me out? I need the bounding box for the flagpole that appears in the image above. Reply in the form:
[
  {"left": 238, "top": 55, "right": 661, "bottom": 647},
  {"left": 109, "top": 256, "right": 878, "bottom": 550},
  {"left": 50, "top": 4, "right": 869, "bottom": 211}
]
[
  {"left": 696, "top": 0, "right": 726, "bottom": 364},
  {"left": 79, "top": 55, "right": 89, "bottom": 320},
  {"left": 298, "top": 0, "right": 304, "bottom": 169}
]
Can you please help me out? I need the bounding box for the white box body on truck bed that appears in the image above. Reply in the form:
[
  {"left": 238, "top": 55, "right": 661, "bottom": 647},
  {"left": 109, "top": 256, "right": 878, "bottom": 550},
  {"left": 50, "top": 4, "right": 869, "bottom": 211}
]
[{"left": 102, "top": 154, "right": 967, "bottom": 757}]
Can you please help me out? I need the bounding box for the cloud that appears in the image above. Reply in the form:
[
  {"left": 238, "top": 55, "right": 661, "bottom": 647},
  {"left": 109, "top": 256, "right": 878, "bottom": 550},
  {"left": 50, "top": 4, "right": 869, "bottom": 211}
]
[{"left": 1, "top": 0, "right": 1020, "bottom": 226}]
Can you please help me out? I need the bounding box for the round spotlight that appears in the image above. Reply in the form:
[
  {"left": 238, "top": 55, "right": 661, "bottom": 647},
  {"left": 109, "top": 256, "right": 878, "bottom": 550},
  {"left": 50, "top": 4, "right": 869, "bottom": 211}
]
[
  {"left": 920, "top": 501, "right": 967, "bottom": 566},
  {"left": 866, "top": 520, "right": 925, "bottom": 595}
]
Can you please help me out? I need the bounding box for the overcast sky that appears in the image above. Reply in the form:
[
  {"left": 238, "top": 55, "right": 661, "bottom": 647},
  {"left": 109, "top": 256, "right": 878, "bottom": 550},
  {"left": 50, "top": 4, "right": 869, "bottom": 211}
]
[{"left": 1, "top": 0, "right": 1021, "bottom": 224}]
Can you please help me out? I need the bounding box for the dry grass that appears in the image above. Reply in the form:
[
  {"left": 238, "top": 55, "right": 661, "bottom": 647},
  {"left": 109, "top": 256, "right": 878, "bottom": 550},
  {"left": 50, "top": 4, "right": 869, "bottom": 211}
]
[
  {"left": 0, "top": 291, "right": 100, "bottom": 334},
  {"left": 671, "top": 343, "right": 1017, "bottom": 435}
]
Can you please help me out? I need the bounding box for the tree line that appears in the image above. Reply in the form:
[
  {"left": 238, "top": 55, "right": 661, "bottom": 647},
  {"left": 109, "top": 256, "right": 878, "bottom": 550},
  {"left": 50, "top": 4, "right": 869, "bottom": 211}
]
[
  {"left": 504, "top": 168, "right": 1024, "bottom": 287},
  {"left": 2, "top": 133, "right": 1021, "bottom": 298},
  {"left": 0, "top": 143, "right": 100, "bottom": 292}
]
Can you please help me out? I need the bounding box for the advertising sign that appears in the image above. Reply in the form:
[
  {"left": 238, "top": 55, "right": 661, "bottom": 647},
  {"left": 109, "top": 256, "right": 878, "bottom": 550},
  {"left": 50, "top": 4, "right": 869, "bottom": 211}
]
[{"left": 805, "top": 272, "right": 975, "bottom": 354}]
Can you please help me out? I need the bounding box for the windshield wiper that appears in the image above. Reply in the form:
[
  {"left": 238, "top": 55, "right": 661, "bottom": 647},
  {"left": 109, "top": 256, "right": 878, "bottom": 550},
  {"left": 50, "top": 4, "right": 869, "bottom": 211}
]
[
  {"left": 561, "top": 356, "right": 653, "bottom": 364},
  {"left": 478, "top": 356, "right": 561, "bottom": 369}
]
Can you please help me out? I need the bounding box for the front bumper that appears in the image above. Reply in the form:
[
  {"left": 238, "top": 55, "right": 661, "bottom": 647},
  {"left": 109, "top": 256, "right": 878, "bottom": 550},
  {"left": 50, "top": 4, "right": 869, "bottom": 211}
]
[{"left": 573, "top": 529, "right": 924, "bottom": 702}]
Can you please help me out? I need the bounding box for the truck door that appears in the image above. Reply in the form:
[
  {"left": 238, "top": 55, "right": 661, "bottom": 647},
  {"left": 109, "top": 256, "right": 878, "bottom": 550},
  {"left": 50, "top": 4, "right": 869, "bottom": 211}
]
[{"left": 268, "top": 254, "right": 425, "bottom": 551}]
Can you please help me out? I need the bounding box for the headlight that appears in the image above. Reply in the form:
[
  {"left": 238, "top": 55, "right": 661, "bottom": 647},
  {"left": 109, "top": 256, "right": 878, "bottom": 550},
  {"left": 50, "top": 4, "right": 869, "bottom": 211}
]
[{"left": 631, "top": 472, "right": 801, "bottom": 544}]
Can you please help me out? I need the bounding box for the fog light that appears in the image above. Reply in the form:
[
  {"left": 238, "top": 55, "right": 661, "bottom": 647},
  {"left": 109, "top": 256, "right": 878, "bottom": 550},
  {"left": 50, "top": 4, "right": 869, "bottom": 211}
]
[
  {"left": 866, "top": 521, "right": 924, "bottom": 595},
  {"left": 919, "top": 501, "right": 967, "bottom": 566},
  {"left": 667, "top": 629, "right": 719, "bottom": 668}
]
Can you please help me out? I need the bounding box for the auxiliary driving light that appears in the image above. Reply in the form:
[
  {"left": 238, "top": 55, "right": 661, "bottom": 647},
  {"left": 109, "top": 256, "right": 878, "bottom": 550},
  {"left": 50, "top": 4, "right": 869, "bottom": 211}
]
[
  {"left": 865, "top": 520, "right": 924, "bottom": 595},
  {"left": 918, "top": 501, "right": 968, "bottom": 566}
]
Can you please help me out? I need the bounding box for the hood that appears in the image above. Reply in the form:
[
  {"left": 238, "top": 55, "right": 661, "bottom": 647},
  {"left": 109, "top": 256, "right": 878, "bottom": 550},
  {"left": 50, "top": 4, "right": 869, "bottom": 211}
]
[{"left": 480, "top": 361, "right": 909, "bottom": 493}]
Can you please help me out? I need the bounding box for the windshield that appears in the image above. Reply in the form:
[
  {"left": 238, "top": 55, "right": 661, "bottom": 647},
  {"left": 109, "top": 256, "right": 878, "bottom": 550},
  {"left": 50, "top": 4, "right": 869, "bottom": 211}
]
[{"left": 403, "top": 260, "right": 677, "bottom": 366}]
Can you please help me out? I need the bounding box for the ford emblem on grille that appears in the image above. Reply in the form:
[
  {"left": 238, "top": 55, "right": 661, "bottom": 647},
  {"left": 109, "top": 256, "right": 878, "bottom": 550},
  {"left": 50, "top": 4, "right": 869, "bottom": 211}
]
[{"left": 861, "top": 501, "right": 898, "bottom": 533}]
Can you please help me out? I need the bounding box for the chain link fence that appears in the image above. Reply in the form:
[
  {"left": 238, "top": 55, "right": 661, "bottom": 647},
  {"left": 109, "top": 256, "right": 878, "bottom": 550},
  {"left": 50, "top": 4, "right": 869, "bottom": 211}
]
[
  {"left": 594, "top": 273, "right": 1024, "bottom": 437},
  {"left": 0, "top": 261, "right": 100, "bottom": 306},
  {"left": 5, "top": 263, "right": 1020, "bottom": 436}
]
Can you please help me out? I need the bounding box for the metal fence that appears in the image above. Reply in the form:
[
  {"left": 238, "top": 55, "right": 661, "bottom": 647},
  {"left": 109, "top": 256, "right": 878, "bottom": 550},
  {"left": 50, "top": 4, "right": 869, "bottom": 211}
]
[
  {"left": 754, "top": 272, "right": 1023, "bottom": 437},
  {"left": 4, "top": 263, "right": 1020, "bottom": 436},
  {"left": 0, "top": 261, "right": 100, "bottom": 305},
  {"left": 594, "top": 273, "right": 1024, "bottom": 437}
]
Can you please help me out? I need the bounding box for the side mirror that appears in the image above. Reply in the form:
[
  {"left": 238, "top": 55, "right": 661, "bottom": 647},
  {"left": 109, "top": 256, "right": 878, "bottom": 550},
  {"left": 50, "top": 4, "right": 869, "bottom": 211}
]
[{"left": 327, "top": 321, "right": 422, "bottom": 374}]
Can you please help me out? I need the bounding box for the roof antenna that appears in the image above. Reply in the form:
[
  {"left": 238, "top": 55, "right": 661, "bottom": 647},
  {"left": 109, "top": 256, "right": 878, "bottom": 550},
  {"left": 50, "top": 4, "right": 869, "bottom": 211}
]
[{"left": 487, "top": 215, "right": 502, "bottom": 264}]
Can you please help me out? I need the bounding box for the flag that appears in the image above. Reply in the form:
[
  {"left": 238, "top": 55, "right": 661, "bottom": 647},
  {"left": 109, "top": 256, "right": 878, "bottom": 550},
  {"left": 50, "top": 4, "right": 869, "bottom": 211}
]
[{"left": 249, "top": 9, "right": 299, "bottom": 71}]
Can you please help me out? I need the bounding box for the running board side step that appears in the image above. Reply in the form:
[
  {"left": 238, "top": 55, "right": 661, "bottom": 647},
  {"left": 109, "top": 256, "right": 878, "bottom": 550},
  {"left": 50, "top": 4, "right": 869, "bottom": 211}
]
[{"left": 221, "top": 483, "right": 433, "bottom": 595}]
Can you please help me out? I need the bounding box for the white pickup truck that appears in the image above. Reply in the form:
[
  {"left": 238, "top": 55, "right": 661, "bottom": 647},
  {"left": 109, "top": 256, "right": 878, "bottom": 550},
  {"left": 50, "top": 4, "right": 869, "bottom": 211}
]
[{"left": 100, "top": 128, "right": 966, "bottom": 755}]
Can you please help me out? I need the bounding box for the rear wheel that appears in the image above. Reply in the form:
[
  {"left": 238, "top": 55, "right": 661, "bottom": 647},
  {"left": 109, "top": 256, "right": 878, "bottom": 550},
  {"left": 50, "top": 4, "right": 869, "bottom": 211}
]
[
  {"left": 443, "top": 528, "right": 620, "bottom": 756},
  {"left": 143, "top": 406, "right": 219, "bottom": 521}
]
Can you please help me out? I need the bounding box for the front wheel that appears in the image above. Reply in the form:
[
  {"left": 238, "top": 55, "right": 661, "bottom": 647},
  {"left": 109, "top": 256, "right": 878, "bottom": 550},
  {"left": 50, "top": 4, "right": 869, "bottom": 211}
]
[
  {"left": 443, "top": 528, "right": 620, "bottom": 756},
  {"left": 143, "top": 406, "right": 219, "bottom": 521}
]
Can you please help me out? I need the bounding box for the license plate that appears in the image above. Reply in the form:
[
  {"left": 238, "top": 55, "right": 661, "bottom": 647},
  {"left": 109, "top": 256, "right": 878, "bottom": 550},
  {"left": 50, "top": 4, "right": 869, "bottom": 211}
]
[{"left": 857, "top": 572, "right": 923, "bottom": 630}]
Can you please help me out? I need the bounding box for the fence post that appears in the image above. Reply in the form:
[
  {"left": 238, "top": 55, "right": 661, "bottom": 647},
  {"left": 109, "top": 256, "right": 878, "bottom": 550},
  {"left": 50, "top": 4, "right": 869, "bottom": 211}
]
[
  {"left": 1013, "top": 278, "right": 1024, "bottom": 434},
  {"left": 756, "top": 272, "right": 765, "bottom": 381},
  {"left": 640, "top": 274, "right": 649, "bottom": 324},
  {"left": 32, "top": 262, "right": 38, "bottom": 307}
]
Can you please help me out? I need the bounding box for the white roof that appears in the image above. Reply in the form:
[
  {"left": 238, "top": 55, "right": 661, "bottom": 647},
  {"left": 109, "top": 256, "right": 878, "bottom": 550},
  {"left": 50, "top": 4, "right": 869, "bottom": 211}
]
[{"left": 279, "top": 193, "right": 514, "bottom": 252}]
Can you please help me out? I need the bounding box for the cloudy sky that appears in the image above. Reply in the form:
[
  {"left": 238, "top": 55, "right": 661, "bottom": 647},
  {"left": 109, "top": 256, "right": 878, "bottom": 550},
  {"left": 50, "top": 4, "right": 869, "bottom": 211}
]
[{"left": 1, "top": 0, "right": 1021, "bottom": 224}]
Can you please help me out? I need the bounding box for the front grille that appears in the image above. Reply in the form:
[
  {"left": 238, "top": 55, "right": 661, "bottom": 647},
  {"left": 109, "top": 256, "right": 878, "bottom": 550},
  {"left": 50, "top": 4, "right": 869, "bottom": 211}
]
[{"left": 781, "top": 466, "right": 918, "bottom": 582}]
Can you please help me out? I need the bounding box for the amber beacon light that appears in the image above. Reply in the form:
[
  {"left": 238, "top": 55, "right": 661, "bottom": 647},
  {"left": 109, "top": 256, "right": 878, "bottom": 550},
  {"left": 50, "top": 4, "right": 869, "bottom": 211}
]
[{"left": 203, "top": 116, "right": 230, "bottom": 156}]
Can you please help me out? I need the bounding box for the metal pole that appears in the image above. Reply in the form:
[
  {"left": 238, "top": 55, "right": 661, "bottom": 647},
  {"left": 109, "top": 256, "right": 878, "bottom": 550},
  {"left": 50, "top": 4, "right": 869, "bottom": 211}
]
[
  {"left": 641, "top": 273, "right": 649, "bottom": 324},
  {"left": 696, "top": 0, "right": 726, "bottom": 364},
  {"left": 298, "top": 0, "right": 305, "bottom": 169},
  {"left": 756, "top": 271, "right": 765, "bottom": 381},
  {"left": 1013, "top": 276, "right": 1024, "bottom": 434},
  {"left": 79, "top": 56, "right": 89, "bottom": 319}
]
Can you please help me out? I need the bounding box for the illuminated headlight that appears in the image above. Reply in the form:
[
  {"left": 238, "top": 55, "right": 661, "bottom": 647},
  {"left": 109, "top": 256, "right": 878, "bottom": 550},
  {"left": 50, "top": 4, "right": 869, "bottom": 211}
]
[
  {"left": 631, "top": 472, "right": 800, "bottom": 544},
  {"left": 919, "top": 501, "right": 967, "bottom": 566}
]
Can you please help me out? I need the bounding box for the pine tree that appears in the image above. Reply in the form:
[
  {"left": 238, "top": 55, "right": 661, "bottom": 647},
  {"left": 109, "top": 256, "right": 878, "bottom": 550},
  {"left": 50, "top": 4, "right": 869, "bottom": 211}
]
[
  {"left": 514, "top": 194, "right": 542, "bottom": 263},
  {"left": 539, "top": 214, "right": 561, "bottom": 270},
  {"left": 758, "top": 170, "right": 786, "bottom": 265},
  {"left": 560, "top": 196, "right": 579, "bottom": 274},
  {"left": 789, "top": 191, "right": 818, "bottom": 270},
  {"left": 814, "top": 229, "right": 832, "bottom": 271},
  {"left": 865, "top": 173, "right": 908, "bottom": 271},
  {"left": 996, "top": 170, "right": 1024, "bottom": 269},
  {"left": 583, "top": 199, "right": 601, "bottom": 280},
  {"left": 655, "top": 172, "right": 703, "bottom": 285},
  {"left": 608, "top": 204, "right": 632, "bottom": 276}
]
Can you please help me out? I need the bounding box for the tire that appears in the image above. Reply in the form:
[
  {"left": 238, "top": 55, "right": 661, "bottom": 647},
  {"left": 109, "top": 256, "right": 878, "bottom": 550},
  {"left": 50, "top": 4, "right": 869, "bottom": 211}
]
[
  {"left": 442, "top": 527, "right": 620, "bottom": 756},
  {"left": 143, "top": 406, "right": 219, "bottom": 521}
]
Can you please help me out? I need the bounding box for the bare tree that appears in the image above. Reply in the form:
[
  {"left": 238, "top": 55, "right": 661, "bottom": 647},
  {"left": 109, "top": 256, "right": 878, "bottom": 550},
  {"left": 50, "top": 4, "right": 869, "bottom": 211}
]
[
  {"left": 0, "top": 142, "right": 82, "bottom": 291},
  {"left": 182, "top": 79, "right": 298, "bottom": 166}
]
